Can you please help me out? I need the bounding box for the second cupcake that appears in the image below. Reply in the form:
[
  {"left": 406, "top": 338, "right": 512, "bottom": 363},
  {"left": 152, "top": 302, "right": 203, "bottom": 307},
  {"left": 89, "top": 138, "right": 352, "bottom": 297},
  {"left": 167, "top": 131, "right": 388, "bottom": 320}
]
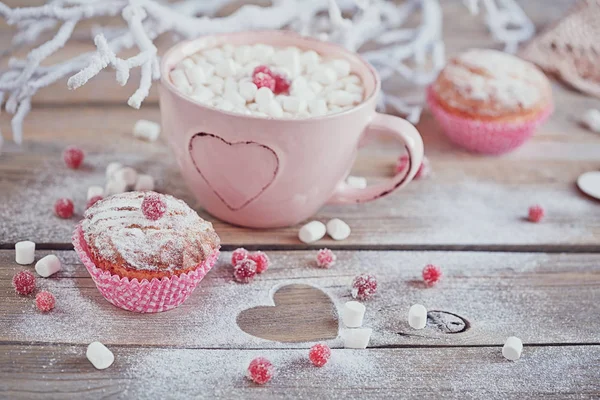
[
  {"left": 73, "top": 191, "right": 220, "bottom": 313},
  {"left": 427, "top": 49, "right": 553, "bottom": 155}
]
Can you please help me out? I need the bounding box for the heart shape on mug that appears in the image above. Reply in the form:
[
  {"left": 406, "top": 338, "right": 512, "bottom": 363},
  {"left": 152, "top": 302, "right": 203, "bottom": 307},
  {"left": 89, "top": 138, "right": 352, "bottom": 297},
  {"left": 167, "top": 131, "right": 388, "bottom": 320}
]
[
  {"left": 189, "top": 133, "right": 280, "bottom": 211},
  {"left": 236, "top": 284, "right": 339, "bottom": 343}
]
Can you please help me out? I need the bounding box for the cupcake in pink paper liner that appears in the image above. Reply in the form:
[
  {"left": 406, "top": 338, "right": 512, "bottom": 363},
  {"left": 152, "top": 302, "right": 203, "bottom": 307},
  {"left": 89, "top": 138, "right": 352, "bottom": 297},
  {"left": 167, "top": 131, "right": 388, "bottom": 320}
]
[
  {"left": 427, "top": 49, "right": 553, "bottom": 155},
  {"left": 73, "top": 191, "right": 220, "bottom": 313}
]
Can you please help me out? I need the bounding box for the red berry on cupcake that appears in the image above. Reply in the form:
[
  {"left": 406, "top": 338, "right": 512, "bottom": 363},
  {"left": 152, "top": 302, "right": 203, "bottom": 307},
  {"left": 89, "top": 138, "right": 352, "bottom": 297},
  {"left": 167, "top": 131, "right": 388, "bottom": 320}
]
[{"left": 141, "top": 192, "right": 167, "bottom": 220}]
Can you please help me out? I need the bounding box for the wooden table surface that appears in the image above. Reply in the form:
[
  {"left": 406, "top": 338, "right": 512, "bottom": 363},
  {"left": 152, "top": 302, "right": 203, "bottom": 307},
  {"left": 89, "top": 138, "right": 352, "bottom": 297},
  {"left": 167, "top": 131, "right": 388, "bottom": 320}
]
[{"left": 1, "top": 1, "right": 599, "bottom": 399}]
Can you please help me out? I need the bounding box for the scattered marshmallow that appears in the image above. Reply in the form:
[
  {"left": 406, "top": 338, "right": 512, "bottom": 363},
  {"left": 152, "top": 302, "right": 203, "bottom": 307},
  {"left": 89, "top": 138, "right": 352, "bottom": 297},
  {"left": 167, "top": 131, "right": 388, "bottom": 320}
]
[
  {"left": 133, "top": 120, "right": 161, "bottom": 142},
  {"left": 105, "top": 178, "right": 128, "bottom": 196},
  {"left": 346, "top": 175, "right": 367, "bottom": 189},
  {"left": 105, "top": 162, "right": 123, "bottom": 179},
  {"left": 87, "top": 185, "right": 104, "bottom": 200},
  {"left": 326, "top": 218, "right": 351, "bottom": 241},
  {"left": 408, "top": 304, "right": 428, "bottom": 330},
  {"left": 135, "top": 174, "right": 155, "bottom": 191},
  {"left": 15, "top": 241, "right": 35, "bottom": 265},
  {"left": 342, "top": 301, "right": 366, "bottom": 328},
  {"left": 582, "top": 109, "right": 600, "bottom": 133},
  {"left": 113, "top": 167, "right": 137, "bottom": 187},
  {"left": 86, "top": 341, "right": 115, "bottom": 370},
  {"left": 502, "top": 336, "right": 523, "bottom": 361},
  {"left": 35, "top": 254, "right": 62, "bottom": 278},
  {"left": 343, "top": 328, "right": 372, "bottom": 349},
  {"left": 299, "top": 221, "right": 326, "bottom": 243}
]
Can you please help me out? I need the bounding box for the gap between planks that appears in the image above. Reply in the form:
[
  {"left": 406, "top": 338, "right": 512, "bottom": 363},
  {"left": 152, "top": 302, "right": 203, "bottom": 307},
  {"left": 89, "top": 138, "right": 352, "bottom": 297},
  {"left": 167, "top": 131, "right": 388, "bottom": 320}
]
[
  {"left": 2, "top": 243, "right": 600, "bottom": 253},
  {"left": 1, "top": 341, "right": 599, "bottom": 350}
]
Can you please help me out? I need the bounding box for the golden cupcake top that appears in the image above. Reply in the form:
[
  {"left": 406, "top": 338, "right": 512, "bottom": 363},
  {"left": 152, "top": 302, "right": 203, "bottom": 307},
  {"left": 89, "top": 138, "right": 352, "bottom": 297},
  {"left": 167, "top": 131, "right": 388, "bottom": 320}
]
[
  {"left": 82, "top": 191, "right": 219, "bottom": 272},
  {"left": 432, "top": 49, "right": 552, "bottom": 120}
]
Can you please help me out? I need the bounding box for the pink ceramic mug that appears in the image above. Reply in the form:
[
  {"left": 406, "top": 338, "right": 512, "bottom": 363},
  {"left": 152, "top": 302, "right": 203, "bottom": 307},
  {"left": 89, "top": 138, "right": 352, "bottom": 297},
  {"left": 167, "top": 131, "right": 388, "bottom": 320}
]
[{"left": 160, "top": 31, "right": 424, "bottom": 228}]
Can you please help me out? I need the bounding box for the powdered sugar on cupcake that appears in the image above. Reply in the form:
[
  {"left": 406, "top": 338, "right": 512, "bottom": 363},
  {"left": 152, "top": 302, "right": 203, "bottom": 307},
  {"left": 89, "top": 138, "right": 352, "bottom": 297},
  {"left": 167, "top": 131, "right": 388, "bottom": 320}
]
[
  {"left": 435, "top": 49, "right": 550, "bottom": 116},
  {"left": 82, "top": 192, "right": 219, "bottom": 271}
]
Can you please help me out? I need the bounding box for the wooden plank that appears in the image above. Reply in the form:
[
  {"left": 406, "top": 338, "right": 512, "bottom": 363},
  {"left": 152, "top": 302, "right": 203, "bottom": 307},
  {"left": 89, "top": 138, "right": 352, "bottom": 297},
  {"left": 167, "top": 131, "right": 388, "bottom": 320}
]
[
  {"left": 1, "top": 250, "right": 599, "bottom": 347},
  {"left": 1, "top": 100, "right": 599, "bottom": 248},
  {"left": 0, "top": 344, "right": 598, "bottom": 399}
]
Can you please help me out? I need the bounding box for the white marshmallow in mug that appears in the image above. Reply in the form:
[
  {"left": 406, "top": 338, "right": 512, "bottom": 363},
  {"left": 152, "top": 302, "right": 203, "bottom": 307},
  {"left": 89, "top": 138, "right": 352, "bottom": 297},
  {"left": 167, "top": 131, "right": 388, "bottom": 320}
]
[
  {"left": 282, "top": 96, "right": 307, "bottom": 114},
  {"left": 308, "top": 99, "right": 328, "bottom": 116},
  {"left": 298, "top": 221, "right": 326, "bottom": 243},
  {"left": 35, "top": 254, "right": 62, "bottom": 278},
  {"left": 239, "top": 81, "right": 258, "bottom": 102},
  {"left": 185, "top": 65, "right": 207, "bottom": 87},
  {"left": 15, "top": 241, "right": 35, "bottom": 265},
  {"left": 169, "top": 69, "right": 191, "bottom": 94}
]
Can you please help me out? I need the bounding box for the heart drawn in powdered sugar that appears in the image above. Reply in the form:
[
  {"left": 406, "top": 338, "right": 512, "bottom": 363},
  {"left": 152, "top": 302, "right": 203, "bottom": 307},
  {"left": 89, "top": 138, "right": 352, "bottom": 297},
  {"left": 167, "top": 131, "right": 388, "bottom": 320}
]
[
  {"left": 189, "top": 133, "right": 279, "bottom": 211},
  {"left": 236, "top": 284, "right": 339, "bottom": 343}
]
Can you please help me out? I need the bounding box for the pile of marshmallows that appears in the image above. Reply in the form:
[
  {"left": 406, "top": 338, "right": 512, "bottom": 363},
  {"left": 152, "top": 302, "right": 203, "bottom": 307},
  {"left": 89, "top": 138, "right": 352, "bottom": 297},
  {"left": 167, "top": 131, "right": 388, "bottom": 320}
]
[{"left": 170, "top": 43, "right": 365, "bottom": 118}]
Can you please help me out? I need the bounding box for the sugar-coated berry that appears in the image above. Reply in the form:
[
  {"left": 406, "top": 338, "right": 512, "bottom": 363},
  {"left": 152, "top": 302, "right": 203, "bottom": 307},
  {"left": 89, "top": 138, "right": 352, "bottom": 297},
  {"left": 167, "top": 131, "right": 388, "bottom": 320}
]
[
  {"left": 253, "top": 65, "right": 272, "bottom": 76},
  {"left": 248, "top": 251, "right": 270, "bottom": 274},
  {"left": 351, "top": 274, "right": 378, "bottom": 300},
  {"left": 395, "top": 155, "right": 430, "bottom": 179},
  {"left": 528, "top": 205, "right": 545, "bottom": 223},
  {"left": 247, "top": 357, "right": 274, "bottom": 385},
  {"left": 309, "top": 343, "right": 331, "bottom": 367},
  {"left": 231, "top": 248, "right": 249, "bottom": 266},
  {"left": 54, "top": 198, "right": 74, "bottom": 219},
  {"left": 35, "top": 290, "right": 56, "bottom": 312},
  {"left": 234, "top": 259, "right": 257, "bottom": 283},
  {"left": 12, "top": 270, "right": 36, "bottom": 295},
  {"left": 422, "top": 264, "right": 442, "bottom": 286},
  {"left": 273, "top": 73, "right": 291, "bottom": 95},
  {"left": 253, "top": 72, "right": 276, "bottom": 91},
  {"left": 86, "top": 195, "right": 103, "bottom": 210},
  {"left": 141, "top": 192, "right": 167, "bottom": 221},
  {"left": 63, "top": 145, "right": 85, "bottom": 169},
  {"left": 316, "top": 248, "right": 336, "bottom": 269}
]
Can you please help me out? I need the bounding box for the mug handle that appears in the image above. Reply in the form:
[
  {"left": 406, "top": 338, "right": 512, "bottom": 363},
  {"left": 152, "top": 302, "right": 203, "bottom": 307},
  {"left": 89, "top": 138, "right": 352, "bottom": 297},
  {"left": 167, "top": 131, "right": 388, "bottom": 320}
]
[{"left": 327, "top": 113, "right": 424, "bottom": 205}]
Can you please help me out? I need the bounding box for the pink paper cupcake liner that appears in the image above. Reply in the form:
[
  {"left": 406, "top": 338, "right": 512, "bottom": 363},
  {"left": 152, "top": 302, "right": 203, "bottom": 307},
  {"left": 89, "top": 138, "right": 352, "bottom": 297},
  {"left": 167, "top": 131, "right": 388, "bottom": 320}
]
[
  {"left": 72, "top": 224, "right": 219, "bottom": 313},
  {"left": 426, "top": 87, "right": 553, "bottom": 155}
]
